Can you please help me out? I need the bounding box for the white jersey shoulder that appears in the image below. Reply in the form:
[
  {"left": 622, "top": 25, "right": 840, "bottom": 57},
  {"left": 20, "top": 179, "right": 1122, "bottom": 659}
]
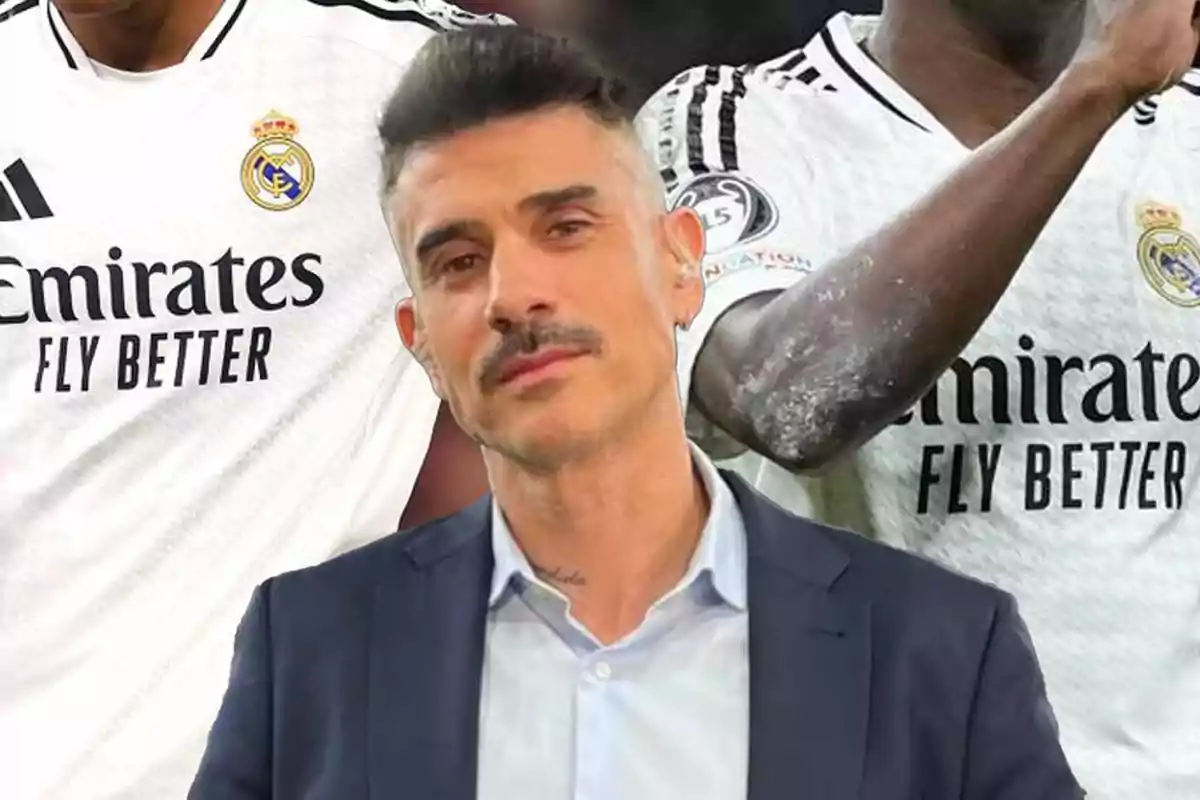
[
  {"left": 1132, "top": 68, "right": 1200, "bottom": 131},
  {"left": 273, "top": 0, "right": 512, "bottom": 68},
  {"left": 0, "top": 0, "right": 41, "bottom": 57},
  {"left": 636, "top": 57, "right": 853, "bottom": 454}
]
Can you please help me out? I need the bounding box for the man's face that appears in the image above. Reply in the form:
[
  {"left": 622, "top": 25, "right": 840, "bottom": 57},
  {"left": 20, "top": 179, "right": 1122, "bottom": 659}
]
[{"left": 391, "top": 107, "right": 704, "bottom": 470}]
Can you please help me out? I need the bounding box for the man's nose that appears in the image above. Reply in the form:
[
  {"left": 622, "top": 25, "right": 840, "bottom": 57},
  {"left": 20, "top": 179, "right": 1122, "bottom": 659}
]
[{"left": 484, "top": 235, "right": 558, "bottom": 332}]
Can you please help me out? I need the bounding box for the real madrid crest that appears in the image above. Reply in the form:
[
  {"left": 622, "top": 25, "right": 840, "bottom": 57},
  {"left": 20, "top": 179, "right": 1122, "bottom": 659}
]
[
  {"left": 1136, "top": 200, "right": 1200, "bottom": 308},
  {"left": 241, "top": 110, "right": 315, "bottom": 211}
]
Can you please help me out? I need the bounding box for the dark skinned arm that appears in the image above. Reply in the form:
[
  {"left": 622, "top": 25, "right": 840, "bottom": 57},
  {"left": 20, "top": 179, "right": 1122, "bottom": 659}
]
[
  {"left": 684, "top": 64, "right": 1151, "bottom": 471},
  {"left": 640, "top": 0, "right": 1198, "bottom": 471},
  {"left": 398, "top": 402, "right": 489, "bottom": 529}
]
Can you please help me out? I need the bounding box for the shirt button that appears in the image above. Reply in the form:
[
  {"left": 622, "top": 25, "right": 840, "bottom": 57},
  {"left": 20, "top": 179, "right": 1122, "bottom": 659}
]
[{"left": 593, "top": 661, "right": 612, "bottom": 681}]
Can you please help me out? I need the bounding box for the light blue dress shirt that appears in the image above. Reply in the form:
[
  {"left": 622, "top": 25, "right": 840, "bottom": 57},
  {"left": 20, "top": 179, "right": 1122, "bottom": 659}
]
[{"left": 476, "top": 447, "right": 750, "bottom": 800}]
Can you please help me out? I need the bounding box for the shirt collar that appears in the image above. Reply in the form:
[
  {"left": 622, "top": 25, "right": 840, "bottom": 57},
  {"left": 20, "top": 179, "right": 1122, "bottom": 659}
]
[{"left": 488, "top": 443, "right": 748, "bottom": 611}]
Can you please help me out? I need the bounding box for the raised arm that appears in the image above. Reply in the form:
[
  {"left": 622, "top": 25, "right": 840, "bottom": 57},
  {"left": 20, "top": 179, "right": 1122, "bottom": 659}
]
[{"left": 641, "top": 0, "right": 1200, "bottom": 471}]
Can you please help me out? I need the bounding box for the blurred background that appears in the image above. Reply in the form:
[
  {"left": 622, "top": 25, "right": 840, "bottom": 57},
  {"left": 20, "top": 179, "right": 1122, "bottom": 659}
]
[{"left": 458, "top": 0, "right": 883, "bottom": 109}]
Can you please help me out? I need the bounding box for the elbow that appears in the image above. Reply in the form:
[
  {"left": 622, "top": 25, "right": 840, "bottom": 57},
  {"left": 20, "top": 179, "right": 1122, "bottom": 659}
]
[
  {"left": 748, "top": 417, "right": 860, "bottom": 476},
  {"left": 727, "top": 348, "right": 908, "bottom": 474},
  {"left": 729, "top": 376, "right": 869, "bottom": 474},
  {"left": 700, "top": 302, "right": 912, "bottom": 473}
]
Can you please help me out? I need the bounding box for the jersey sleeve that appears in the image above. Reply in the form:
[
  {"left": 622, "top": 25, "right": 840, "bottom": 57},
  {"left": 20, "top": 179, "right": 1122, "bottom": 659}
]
[{"left": 635, "top": 65, "right": 831, "bottom": 455}]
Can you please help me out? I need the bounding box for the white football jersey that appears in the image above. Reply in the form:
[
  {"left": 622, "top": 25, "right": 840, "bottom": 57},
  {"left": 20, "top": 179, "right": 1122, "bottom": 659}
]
[
  {"left": 641, "top": 13, "right": 1200, "bottom": 798},
  {"left": 0, "top": 1, "right": 504, "bottom": 797}
]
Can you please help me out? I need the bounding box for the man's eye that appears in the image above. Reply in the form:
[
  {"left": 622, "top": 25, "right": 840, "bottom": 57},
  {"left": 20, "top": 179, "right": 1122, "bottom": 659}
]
[
  {"left": 443, "top": 254, "right": 482, "bottom": 273},
  {"left": 549, "top": 219, "right": 591, "bottom": 238}
]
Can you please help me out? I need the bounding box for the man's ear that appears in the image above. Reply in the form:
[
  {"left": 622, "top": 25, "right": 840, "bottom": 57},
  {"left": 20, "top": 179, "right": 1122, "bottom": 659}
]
[
  {"left": 395, "top": 297, "right": 446, "bottom": 398},
  {"left": 395, "top": 296, "right": 419, "bottom": 351},
  {"left": 396, "top": 297, "right": 420, "bottom": 350},
  {"left": 663, "top": 205, "right": 706, "bottom": 328}
]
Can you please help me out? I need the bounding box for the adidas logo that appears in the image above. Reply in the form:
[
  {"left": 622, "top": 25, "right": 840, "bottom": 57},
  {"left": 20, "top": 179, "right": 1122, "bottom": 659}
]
[{"left": 0, "top": 159, "right": 54, "bottom": 222}]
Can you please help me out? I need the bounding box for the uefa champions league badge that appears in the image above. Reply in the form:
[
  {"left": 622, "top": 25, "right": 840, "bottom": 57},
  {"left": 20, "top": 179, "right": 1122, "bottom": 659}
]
[
  {"left": 1136, "top": 200, "right": 1200, "bottom": 308},
  {"left": 240, "top": 110, "right": 315, "bottom": 212},
  {"left": 671, "top": 173, "right": 779, "bottom": 254}
]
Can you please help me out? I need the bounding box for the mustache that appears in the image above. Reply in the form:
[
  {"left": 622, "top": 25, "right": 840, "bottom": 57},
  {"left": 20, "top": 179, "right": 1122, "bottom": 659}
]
[{"left": 477, "top": 321, "right": 604, "bottom": 393}]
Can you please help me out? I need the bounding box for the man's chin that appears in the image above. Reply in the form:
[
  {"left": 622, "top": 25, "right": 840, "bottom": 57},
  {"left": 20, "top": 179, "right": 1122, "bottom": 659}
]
[{"left": 485, "top": 425, "right": 600, "bottom": 475}]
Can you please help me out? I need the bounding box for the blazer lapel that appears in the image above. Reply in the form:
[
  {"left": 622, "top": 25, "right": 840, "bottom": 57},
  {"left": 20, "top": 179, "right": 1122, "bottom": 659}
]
[
  {"left": 725, "top": 474, "right": 872, "bottom": 800},
  {"left": 368, "top": 498, "right": 493, "bottom": 800}
]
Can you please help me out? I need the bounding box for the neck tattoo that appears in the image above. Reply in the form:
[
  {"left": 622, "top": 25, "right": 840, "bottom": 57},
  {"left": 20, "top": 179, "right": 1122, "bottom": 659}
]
[{"left": 530, "top": 563, "right": 588, "bottom": 587}]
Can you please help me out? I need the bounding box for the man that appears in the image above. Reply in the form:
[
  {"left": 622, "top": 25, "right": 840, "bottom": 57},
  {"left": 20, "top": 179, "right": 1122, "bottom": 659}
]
[
  {"left": 0, "top": 1, "right": 502, "bottom": 797},
  {"left": 637, "top": 0, "right": 1200, "bottom": 795},
  {"left": 195, "top": 19, "right": 1187, "bottom": 799}
]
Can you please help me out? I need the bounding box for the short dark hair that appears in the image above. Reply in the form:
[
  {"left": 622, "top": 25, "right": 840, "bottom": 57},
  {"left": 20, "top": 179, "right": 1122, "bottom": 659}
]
[{"left": 378, "top": 25, "right": 630, "bottom": 197}]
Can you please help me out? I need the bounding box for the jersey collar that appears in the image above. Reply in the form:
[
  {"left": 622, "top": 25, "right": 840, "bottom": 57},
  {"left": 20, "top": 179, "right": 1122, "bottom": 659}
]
[
  {"left": 802, "top": 12, "right": 961, "bottom": 146},
  {"left": 41, "top": 0, "right": 248, "bottom": 76}
]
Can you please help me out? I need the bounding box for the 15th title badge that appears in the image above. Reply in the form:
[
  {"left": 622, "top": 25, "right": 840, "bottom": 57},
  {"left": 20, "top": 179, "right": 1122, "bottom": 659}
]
[{"left": 241, "top": 110, "right": 315, "bottom": 212}]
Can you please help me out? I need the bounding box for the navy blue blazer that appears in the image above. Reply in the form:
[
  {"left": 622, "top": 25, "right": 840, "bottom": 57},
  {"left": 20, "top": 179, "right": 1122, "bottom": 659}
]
[{"left": 190, "top": 471, "right": 1083, "bottom": 799}]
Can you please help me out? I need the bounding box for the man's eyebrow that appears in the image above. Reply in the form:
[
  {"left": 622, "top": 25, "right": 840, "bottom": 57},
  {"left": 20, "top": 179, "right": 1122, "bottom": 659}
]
[
  {"left": 414, "top": 220, "right": 476, "bottom": 263},
  {"left": 517, "top": 184, "right": 598, "bottom": 214},
  {"left": 412, "top": 187, "right": 597, "bottom": 263}
]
